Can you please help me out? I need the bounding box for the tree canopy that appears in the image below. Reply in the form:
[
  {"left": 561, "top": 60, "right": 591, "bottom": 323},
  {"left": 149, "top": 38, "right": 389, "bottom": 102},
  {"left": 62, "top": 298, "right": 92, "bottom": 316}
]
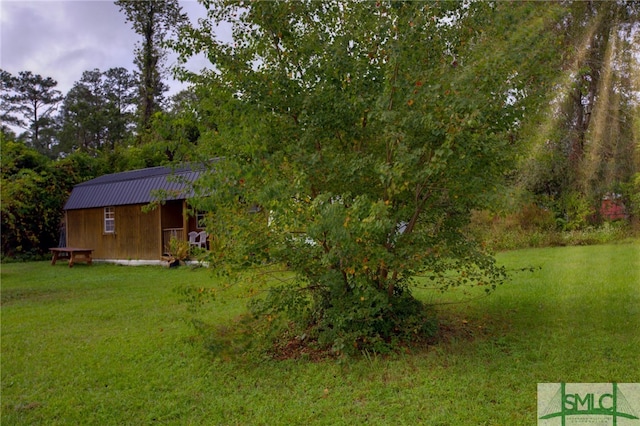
[
  {"left": 519, "top": 1, "right": 640, "bottom": 228},
  {"left": 115, "top": 0, "right": 188, "bottom": 132},
  {"left": 173, "top": 0, "right": 572, "bottom": 352},
  {"left": 1, "top": 70, "right": 63, "bottom": 155},
  {"left": 57, "top": 68, "right": 137, "bottom": 155}
]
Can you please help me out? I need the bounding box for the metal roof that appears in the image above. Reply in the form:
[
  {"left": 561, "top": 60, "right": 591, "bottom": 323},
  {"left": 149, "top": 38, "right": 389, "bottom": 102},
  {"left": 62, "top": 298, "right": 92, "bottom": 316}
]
[{"left": 64, "top": 164, "right": 205, "bottom": 210}]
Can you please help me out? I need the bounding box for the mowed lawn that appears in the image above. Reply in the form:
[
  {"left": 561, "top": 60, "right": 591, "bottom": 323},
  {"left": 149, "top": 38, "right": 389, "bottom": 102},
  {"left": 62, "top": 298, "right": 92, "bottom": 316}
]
[{"left": 1, "top": 242, "right": 639, "bottom": 425}]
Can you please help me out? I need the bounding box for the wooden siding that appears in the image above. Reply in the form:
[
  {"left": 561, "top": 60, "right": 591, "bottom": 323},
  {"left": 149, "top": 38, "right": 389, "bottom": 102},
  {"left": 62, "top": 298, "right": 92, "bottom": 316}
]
[{"left": 67, "top": 205, "right": 162, "bottom": 260}]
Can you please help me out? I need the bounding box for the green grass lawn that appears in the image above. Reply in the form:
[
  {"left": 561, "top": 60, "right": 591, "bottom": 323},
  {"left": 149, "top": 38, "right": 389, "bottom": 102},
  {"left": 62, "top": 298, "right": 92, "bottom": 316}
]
[{"left": 1, "top": 242, "right": 639, "bottom": 425}]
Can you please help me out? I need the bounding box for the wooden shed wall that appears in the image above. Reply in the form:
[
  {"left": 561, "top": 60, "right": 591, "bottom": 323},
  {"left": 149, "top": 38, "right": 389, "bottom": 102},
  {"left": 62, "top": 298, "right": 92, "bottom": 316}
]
[{"left": 67, "top": 205, "right": 162, "bottom": 260}]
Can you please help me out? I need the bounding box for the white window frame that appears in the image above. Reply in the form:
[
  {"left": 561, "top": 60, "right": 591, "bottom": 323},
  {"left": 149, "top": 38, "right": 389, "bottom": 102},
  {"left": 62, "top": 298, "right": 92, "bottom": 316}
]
[
  {"left": 104, "top": 206, "right": 115, "bottom": 234},
  {"left": 196, "top": 211, "right": 206, "bottom": 229}
]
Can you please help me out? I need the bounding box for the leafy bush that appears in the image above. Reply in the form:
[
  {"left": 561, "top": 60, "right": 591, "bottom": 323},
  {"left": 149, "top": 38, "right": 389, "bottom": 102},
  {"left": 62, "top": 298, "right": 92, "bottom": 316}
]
[
  {"left": 249, "top": 280, "right": 438, "bottom": 356},
  {"left": 560, "top": 221, "right": 631, "bottom": 246},
  {"left": 620, "top": 173, "right": 640, "bottom": 219},
  {"left": 174, "top": 0, "right": 565, "bottom": 356},
  {"left": 168, "top": 237, "right": 190, "bottom": 262},
  {"left": 556, "top": 192, "right": 595, "bottom": 231},
  {"left": 1, "top": 139, "right": 108, "bottom": 259},
  {"left": 468, "top": 205, "right": 634, "bottom": 252},
  {"left": 516, "top": 203, "right": 556, "bottom": 231}
]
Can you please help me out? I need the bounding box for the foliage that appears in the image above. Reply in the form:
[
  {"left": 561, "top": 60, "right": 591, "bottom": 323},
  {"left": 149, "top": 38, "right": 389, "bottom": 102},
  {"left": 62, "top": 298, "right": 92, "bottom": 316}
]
[
  {"left": 561, "top": 221, "right": 633, "bottom": 246},
  {"left": 0, "top": 137, "right": 107, "bottom": 258},
  {"left": 174, "top": 1, "right": 569, "bottom": 352},
  {"left": 167, "top": 237, "right": 190, "bottom": 262},
  {"left": 0, "top": 133, "right": 50, "bottom": 175},
  {"left": 518, "top": 1, "right": 640, "bottom": 217},
  {"left": 1, "top": 140, "right": 57, "bottom": 256},
  {"left": 115, "top": 0, "right": 188, "bottom": 132},
  {"left": 0, "top": 69, "right": 63, "bottom": 155},
  {"left": 559, "top": 191, "right": 597, "bottom": 230},
  {"left": 516, "top": 203, "right": 557, "bottom": 232},
  {"left": 468, "top": 207, "right": 635, "bottom": 252},
  {"left": 138, "top": 90, "right": 202, "bottom": 162},
  {"left": 621, "top": 172, "right": 640, "bottom": 220},
  {"left": 104, "top": 144, "right": 169, "bottom": 172},
  {"left": 56, "top": 68, "right": 137, "bottom": 156}
]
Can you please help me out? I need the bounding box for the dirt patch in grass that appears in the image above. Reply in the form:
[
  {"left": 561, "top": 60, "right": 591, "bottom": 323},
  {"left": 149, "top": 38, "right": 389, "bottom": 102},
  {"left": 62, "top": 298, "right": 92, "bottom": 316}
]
[
  {"left": 269, "top": 334, "right": 337, "bottom": 362},
  {"left": 266, "top": 311, "right": 496, "bottom": 361},
  {"left": 429, "top": 310, "right": 496, "bottom": 345}
]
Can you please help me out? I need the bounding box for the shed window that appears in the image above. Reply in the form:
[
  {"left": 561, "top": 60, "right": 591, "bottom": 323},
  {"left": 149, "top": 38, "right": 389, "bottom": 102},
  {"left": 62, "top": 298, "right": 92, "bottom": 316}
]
[
  {"left": 104, "top": 207, "right": 115, "bottom": 233},
  {"left": 196, "top": 211, "right": 206, "bottom": 229}
]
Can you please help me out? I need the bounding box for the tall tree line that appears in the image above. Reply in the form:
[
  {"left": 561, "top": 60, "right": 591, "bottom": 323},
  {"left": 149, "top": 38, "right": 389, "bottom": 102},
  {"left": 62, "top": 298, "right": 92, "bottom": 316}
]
[
  {"left": 519, "top": 1, "right": 640, "bottom": 226},
  {"left": 57, "top": 68, "right": 137, "bottom": 155},
  {"left": 1, "top": 0, "right": 189, "bottom": 157},
  {"left": 1, "top": 67, "right": 138, "bottom": 157}
]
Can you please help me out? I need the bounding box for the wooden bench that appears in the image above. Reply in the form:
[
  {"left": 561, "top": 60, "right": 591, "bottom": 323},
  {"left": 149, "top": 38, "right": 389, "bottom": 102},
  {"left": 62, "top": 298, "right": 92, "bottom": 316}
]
[{"left": 50, "top": 247, "right": 94, "bottom": 267}]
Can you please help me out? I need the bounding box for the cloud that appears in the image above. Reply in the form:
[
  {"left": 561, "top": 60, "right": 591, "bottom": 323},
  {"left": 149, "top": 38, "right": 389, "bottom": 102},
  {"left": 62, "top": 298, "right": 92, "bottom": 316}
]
[
  {"left": 1, "top": 1, "right": 136, "bottom": 95},
  {"left": 0, "top": 0, "right": 214, "bottom": 97}
]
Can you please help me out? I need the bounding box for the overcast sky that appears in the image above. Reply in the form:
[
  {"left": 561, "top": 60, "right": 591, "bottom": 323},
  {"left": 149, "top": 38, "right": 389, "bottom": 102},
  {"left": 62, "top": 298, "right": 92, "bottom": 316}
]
[{"left": 0, "top": 0, "right": 218, "bottom": 97}]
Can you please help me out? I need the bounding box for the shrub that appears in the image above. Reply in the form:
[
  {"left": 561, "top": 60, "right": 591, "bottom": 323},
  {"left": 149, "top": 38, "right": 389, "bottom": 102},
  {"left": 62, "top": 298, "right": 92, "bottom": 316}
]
[
  {"left": 249, "top": 276, "right": 438, "bottom": 356},
  {"left": 516, "top": 203, "right": 556, "bottom": 231},
  {"left": 561, "top": 221, "right": 630, "bottom": 246},
  {"left": 557, "top": 192, "right": 595, "bottom": 231},
  {"left": 168, "top": 237, "right": 190, "bottom": 262},
  {"left": 620, "top": 173, "right": 640, "bottom": 219},
  {"left": 468, "top": 205, "right": 634, "bottom": 252}
]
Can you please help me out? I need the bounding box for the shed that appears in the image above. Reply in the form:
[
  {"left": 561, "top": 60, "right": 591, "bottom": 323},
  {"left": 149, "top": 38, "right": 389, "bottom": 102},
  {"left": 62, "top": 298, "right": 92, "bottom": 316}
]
[{"left": 63, "top": 164, "right": 206, "bottom": 262}]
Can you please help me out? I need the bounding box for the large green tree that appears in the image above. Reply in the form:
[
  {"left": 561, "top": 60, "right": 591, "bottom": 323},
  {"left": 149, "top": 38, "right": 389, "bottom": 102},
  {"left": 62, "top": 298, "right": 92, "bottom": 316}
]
[
  {"left": 143, "top": 89, "right": 201, "bottom": 162},
  {"left": 175, "top": 1, "right": 568, "bottom": 352},
  {"left": 57, "top": 67, "right": 137, "bottom": 155},
  {"left": 0, "top": 70, "right": 63, "bottom": 155},
  {"left": 115, "top": 0, "right": 188, "bottom": 133},
  {"left": 102, "top": 67, "right": 138, "bottom": 149}
]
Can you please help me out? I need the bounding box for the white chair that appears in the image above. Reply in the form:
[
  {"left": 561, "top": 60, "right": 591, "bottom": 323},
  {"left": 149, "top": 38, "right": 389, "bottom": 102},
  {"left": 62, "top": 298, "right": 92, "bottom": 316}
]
[
  {"left": 196, "top": 231, "right": 208, "bottom": 249},
  {"left": 188, "top": 231, "right": 199, "bottom": 247}
]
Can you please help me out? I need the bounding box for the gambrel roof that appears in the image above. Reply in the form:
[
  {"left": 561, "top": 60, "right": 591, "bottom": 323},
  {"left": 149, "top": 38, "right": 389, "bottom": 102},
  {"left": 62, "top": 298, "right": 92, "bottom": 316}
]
[{"left": 64, "top": 164, "right": 204, "bottom": 210}]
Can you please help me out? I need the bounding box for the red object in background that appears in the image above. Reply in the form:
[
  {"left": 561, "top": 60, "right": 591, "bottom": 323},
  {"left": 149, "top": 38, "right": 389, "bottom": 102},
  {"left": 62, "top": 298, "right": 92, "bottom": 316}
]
[{"left": 600, "top": 194, "right": 627, "bottom": 221}]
